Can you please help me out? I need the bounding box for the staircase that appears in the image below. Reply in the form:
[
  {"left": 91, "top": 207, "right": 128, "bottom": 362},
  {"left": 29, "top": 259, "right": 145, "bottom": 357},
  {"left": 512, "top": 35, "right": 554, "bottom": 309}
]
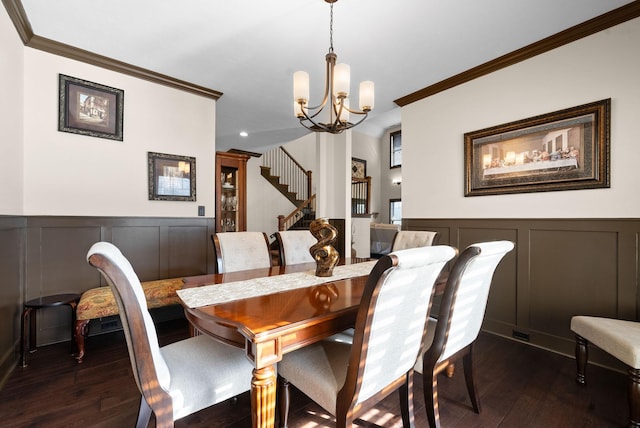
[
  {"left": 261, "top": 147, "right": 316, "bottom": 231},
  {"left": 260, "top": 166, "right": 306, "bottom": 207}
]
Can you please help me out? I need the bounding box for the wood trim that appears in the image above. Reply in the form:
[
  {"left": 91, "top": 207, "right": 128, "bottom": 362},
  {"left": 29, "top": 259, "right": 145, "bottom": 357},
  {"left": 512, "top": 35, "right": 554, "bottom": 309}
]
[
  {"left": 1, "top": 0, "right": 32, "bottom": 42},
  {"left": 1, "top": 0, "right": 222, "bottom": 100},
  {"left": 394, "top": 1, "right": 640, "bottom": 107}
]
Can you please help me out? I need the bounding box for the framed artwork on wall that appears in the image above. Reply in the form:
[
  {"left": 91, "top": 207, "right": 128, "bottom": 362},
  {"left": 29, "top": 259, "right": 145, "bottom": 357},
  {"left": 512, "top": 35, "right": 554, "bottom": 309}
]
[
  {"left": 352, "top": 157, "right": 367, "bottom": 179},
  {"left": 58, "top": 74, "right": 124, "bottom": 141},
  {"left": 464, "top": 98, "right": 610, "bottom": 196},
  {"left": 148, "top": 152, "right": 196, "bottom": 201}
]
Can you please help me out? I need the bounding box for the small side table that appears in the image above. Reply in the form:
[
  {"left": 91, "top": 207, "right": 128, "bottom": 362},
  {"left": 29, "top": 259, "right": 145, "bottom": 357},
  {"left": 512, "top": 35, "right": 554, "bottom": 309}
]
[{"left": 21, "top": 293, "right": 81, "bottom": 367}]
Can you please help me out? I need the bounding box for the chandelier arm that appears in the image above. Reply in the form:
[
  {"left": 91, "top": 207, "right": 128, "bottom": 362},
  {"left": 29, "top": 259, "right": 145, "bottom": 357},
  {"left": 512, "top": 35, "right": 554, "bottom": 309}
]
[
  {"left": 342, "top": 104, "right": 370, "bottom": 115},
  {"left": 298, "top": 103, "right": 324, "bottom": 123},
  {"left": 343, "top": 112, "right": 369, "bottom": 128},
  {"left": 333, "top": 97, "right": 345, "bottom": 122}
]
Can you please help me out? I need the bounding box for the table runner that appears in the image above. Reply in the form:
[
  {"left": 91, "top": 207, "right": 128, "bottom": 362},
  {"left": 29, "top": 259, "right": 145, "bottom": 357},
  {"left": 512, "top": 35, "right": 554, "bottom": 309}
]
[{"left": 177, "top": 260, "right": 377, "bottom": 308}]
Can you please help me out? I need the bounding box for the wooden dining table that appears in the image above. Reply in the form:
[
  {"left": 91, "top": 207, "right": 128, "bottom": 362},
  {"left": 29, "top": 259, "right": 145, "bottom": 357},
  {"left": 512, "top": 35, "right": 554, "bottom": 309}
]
[{"left": 178, "top": 258, "right": 374, "bottom": 428}]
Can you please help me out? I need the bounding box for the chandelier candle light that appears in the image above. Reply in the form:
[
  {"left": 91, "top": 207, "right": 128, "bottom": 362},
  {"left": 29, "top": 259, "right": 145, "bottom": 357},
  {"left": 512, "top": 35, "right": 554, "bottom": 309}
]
[{"left": 293, "top": 0, "right": 374, "bottom": 134}]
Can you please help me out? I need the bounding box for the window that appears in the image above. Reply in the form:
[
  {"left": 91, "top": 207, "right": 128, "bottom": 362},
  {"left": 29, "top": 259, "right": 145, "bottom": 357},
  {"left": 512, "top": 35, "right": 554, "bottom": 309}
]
[
  {"left": 390, "top": 130, "right": 402, "bottom": 168},
  {"left": 390, "top": 199, "right": 402, "bottom": 225}
]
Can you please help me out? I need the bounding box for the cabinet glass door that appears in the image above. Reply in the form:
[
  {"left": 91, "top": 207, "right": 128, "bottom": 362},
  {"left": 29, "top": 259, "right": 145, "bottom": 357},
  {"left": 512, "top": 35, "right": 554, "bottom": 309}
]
[{"left": 220, "top": 167, "right": 239, "bottom": 232}]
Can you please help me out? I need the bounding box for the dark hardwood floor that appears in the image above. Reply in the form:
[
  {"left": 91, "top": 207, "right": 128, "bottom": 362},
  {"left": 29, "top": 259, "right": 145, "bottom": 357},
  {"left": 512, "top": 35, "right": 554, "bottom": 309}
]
[{"left": 0, "top": 318, "right": 628, "bottom": 427}]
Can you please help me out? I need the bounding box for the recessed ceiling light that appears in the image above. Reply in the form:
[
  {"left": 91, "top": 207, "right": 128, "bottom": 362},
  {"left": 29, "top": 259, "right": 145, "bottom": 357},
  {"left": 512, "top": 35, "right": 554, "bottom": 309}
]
[{"left": 239, "top": 131, "right": 248, "bottom": 137}]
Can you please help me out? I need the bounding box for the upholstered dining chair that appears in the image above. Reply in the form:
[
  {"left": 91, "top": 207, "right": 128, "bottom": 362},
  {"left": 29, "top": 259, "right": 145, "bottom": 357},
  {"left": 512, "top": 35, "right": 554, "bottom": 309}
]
[
  {"left": 570, "top": 316, "right": 640, "bottom": 427},
  {"left": 275, "top": 230, "right": 316, "bottom": 265},
  {"left": 86, "top": 242, "right": 254, "bottom": 428},
  {"left": 391, "top": 230, "right": 439, "bottom": 251},
  {"left": 331, "top": 229, "right": 441, "bottom": 345},
  {"left": 212, "top": 231, "right": 271, "bottom": 273},
  {"left": 278, "top": 245, "right": 457, "bottom": 427},
  {"left": 417, "top": 240, "right": 514, "bottom": 428}
]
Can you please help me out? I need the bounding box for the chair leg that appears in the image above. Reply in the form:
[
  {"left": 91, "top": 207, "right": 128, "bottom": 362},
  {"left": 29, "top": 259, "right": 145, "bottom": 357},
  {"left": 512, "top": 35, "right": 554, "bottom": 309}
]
[
  {"left": 462, "top": 346, "right": 481, "bottom": 413},
  {"left": 424, "top": 369, "right": 441, "bottom": 428},
  {"left": 629, "top": 368, "right": 640, "bottom": 427},
  {"left": 399, "top": 372, "right": 416, "bottom": 427},
  {"left": 575, "top": 334, "right": 588, "bottom": 385},
  {"left": 279, "top": 377, "right": 290, "bottom": 428},
  {"left": 136, "top": 397, "right": 153, "bottom": 428}
]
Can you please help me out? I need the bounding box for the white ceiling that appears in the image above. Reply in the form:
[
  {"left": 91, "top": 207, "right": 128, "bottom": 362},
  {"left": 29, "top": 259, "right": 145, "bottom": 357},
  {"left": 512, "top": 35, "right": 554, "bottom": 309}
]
[{"left": 20, "top": 0, "right": 634, "bottom": 153}]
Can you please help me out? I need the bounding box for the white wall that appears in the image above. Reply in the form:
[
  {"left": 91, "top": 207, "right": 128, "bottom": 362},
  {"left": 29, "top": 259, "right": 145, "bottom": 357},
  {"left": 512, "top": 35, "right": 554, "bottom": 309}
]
[
  {"left": 0, "top": 7, "right": 24, "bottom": 215},
  {"left": 402, "top": 17, "right": 640, "bottom": 219},
  {"left": 21, "top": 49, "right": 216, "bottom": 217},
  {"left": 378, "top": 126, "right": 402, "bottom": 224}
]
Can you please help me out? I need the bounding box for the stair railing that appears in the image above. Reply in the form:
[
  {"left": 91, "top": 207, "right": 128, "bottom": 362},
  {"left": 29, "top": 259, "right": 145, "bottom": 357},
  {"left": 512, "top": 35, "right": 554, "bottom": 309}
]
[
  {"left": 351, "top": 177, "right": 371, "bottom": 215},
  {"left": 278, "top": 194, "right": 316, "bottom": 231},
  {"left": 262, "top": 146, "right": 312, "bottom": 202}
]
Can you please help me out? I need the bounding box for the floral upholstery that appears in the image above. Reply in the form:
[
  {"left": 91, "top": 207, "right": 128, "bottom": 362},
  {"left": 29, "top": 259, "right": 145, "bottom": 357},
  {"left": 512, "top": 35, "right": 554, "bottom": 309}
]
[{"left": 76, "top": 278, "right": 184, "bottom": 321}]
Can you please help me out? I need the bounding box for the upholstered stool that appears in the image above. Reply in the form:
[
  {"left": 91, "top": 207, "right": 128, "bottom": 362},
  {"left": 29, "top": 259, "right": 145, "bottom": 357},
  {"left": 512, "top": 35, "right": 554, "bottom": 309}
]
[
  {"left": 571, "top": 315, "right": 640, "bottom": 427},
  {"left": 74, "top": 277, "right": 184, "bottom": 363},
  {"left": 21, "top": 293, "right": 81, "bottom": 367}
]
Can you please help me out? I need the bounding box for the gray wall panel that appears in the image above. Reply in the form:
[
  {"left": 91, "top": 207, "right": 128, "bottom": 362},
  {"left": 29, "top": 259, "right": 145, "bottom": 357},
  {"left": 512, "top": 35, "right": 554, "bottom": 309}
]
[
  {"left": 529, "top": 229, "right": 618, "bottom": 339},
  {"left": 112, "top": 226, "right": 161, "bottom": 282},
  {"left": 168, "top": 225, "right": 209, "bottom": 278}
]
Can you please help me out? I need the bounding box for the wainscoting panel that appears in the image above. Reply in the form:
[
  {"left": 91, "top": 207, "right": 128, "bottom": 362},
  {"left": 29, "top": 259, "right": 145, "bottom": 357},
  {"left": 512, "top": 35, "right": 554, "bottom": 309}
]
[
  {"left": 33, "top": 226, "right": 102, "bottom": 297},
  {"left": 167, "top": 225, "right": 210, "bottom": 278},
  {"left": 112, "top": 226, "right": 161, "bottom": 282},
  {"left": 528, "top": 229, "right": 618, "bottom": 339},
  {"left": 0, "top": 216, "right": 25, "bottom": 384},
  {"left": 404, "top": 218, "right": 640, "bottom": 367}
]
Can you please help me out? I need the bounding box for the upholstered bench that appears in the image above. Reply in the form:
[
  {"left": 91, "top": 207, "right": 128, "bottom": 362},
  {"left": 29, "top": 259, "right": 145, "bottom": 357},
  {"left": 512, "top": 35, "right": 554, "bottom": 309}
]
[{"left": 74, "top": 277, "right": 184, "bottom": 363}]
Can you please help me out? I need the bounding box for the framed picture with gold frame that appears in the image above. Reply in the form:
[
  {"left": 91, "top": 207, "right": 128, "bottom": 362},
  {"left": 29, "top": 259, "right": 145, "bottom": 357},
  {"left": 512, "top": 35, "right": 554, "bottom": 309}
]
[{"left": 464, "top": 99, "right": 610, "bottom": 196}]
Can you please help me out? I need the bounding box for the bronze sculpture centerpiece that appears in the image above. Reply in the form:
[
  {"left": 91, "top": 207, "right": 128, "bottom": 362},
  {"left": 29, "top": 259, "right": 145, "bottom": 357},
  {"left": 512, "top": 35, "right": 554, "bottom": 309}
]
[{"left": 309, "top": 218, "right": 340, "bottom": 277}]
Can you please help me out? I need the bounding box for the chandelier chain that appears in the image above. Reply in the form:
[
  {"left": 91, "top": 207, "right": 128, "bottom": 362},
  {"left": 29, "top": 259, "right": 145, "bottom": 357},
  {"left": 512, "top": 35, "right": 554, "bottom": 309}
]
[{"left": 329, "top": 2, "right": 334, "bottom": 53}]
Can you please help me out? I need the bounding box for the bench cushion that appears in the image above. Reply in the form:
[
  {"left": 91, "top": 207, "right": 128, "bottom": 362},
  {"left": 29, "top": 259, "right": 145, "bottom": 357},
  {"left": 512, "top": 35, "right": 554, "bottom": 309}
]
[
  {"left": 571, "top": 315, "right": 640, "bottom": 368},
  {"left": 77, "top": 278, "right": 184, "bottom": 321}
]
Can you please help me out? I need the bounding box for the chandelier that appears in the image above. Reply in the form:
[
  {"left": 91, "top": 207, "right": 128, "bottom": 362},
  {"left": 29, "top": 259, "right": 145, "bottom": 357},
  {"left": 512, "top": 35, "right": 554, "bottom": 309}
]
[{"left": 293, "top": 0, "right": 374, "bottom": 134}]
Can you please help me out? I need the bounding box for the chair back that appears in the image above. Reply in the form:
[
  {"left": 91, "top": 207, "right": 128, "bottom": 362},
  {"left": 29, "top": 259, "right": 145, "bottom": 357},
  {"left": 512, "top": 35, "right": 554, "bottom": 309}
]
[
  {"left": 86, "top": 242, "right": 171, "bottom": 400},
  {"left": 212, "top": 232, "right": 271, "bottom": 273},
  {"left": 433, "top": 240, "right": 514, "bottom": 363},
  {"left": 391, "top": 230, "right": 439, "bottom": 251},
  {"left": 341, "top": 245, "right": 456, "bottom": 408},
  {"left": 275, "top": 230, "right": 316, "bottom": 265}
]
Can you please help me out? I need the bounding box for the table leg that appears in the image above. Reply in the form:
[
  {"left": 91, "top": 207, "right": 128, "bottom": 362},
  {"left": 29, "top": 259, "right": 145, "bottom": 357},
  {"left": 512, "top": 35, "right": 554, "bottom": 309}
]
[
  {"left": 20, "top": 307, "right": 33, "bottom": 367},
  {"left": 28, "top": 308, "right": 37, "bottom": 352},
  {"left": 251, "top": 364, "right": 277, "bottom": 428}
]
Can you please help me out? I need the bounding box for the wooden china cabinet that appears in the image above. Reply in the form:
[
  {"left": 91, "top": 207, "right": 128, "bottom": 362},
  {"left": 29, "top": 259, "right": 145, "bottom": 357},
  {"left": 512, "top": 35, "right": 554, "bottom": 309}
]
[{"left": 215, "top": 151, "right": 250, "bottom": 232}]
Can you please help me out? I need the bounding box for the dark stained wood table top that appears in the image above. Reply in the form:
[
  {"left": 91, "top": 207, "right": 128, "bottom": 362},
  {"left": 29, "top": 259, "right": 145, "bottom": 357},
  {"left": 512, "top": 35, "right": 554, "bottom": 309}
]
[{"left": 180, "top": 258, "right": 371, "bottom": 351}]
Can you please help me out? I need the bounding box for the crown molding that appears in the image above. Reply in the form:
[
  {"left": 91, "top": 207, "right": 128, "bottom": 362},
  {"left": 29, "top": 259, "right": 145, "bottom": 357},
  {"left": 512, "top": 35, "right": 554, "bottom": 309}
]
[
  {"left": 394, "top": 1, "right": 640, "bottom": 107},
  {"left": 1, "top": 0, "right": 222, "bottom": 100}
]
